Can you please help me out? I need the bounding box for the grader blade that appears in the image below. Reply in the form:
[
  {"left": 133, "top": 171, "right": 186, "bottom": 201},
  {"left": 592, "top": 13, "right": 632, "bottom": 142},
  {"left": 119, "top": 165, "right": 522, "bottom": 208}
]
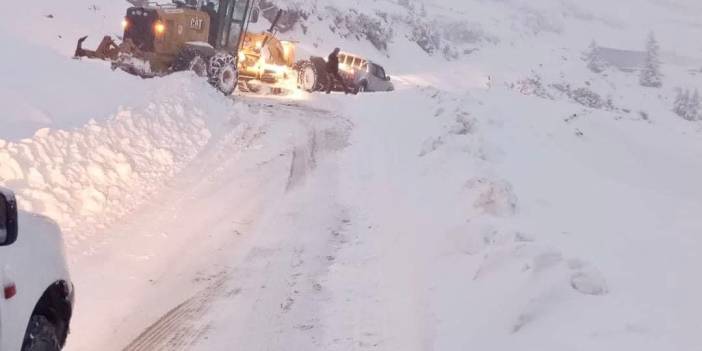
[{"left": 74, "top": 36, "right": 120, "bottom": 60}]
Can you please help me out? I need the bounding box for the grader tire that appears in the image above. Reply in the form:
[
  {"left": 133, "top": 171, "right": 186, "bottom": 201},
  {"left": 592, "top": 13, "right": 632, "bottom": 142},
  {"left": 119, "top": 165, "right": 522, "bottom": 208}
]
[
  {"left": 172, "top": 47, "right": 209, "bottom": 77},
  {"left": 208, "top": 53, "right": 238, "bottom": 96},
  {"left": 296, "top": 57, "right": 328, "bottom": 92}
]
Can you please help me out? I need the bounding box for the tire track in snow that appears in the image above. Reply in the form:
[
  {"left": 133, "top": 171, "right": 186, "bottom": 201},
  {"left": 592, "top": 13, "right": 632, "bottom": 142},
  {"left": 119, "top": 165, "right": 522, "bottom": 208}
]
[
  {"left": 122, "top": 272, "right": 229, "bottom": 351},
  {"left": 286, "top": 132, "right": 318, "bottom": 191}
]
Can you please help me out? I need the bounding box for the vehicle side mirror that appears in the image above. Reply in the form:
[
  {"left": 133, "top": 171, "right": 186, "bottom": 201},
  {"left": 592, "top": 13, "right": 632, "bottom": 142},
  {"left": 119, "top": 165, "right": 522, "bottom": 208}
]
[
  {"left": 0, "top": 189, "right": 18, "bottom": 246},
  {"left": 250, "top": 8, "right": 260, "bottom": 23}
]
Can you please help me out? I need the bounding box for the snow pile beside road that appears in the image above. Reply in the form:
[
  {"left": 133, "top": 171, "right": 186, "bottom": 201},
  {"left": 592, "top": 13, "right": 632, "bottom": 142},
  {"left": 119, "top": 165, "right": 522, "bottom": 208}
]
[{"left": 0, "top": 75, "right": 235, "bottom": 246}]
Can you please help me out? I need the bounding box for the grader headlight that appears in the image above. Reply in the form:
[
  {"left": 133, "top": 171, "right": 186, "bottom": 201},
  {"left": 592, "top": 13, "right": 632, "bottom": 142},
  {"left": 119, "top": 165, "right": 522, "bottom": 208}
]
[
  {"left": 339, "top": 63, "right": 353, "bottom": 72},
  {"left": 154, "top": 21, "right": 166, "bottom": 35}
]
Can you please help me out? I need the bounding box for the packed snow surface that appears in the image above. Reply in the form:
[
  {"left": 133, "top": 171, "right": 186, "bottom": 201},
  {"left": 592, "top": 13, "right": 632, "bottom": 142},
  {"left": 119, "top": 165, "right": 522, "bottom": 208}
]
[{"left": 1, "top": 0, "right": 702, "bottom": 350}]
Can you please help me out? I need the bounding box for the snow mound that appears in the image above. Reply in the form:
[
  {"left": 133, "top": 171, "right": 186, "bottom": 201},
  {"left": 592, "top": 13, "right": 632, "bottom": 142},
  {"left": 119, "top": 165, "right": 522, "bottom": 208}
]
[
  {"left": 0, "top": 75, "right": 237, "bottom": 246},
  {"left": 466, "top": 177, "right": 518, "bottom": 217},
  {"left": 570, "top": 266, "right": 608, "bottom": 296}
]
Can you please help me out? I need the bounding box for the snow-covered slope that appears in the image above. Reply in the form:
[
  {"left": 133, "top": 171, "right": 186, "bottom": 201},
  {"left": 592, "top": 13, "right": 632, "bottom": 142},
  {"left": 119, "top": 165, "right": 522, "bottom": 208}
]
[{"left": 2, "top": 0, "right": 702, "bottom": 350}]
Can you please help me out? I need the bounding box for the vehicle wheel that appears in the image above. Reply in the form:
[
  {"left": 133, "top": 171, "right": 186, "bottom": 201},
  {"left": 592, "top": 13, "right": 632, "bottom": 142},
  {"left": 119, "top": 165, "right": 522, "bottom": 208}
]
[
  {"left": 188, "top": 56, "right": 208, "bottom": 77},
  {"left": 21, "top": 315, "right": 60, "bottom": 351},
  {"left": 208, "top": 53, "right": 238, "bottom": 96},
  {"left": 296, "top": 59, "right": 323, "bottom": 92},
  {"left": 172, "top": 47, "right": 209, "bottom": 77}
]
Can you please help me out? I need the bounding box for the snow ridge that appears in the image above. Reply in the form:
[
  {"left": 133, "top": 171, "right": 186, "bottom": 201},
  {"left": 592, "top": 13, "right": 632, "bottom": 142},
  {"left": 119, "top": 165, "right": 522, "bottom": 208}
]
[{"left": 0, "top": 76, "right": 224, "bottom": 245}]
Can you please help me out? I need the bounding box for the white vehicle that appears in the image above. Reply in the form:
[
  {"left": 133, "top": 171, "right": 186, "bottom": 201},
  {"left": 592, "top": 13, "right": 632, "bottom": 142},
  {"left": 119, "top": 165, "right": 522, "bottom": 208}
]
[
  {"left": 337, "top": 52, "right": 395, "bottom": 93},
  {"left": 0, "top": 188, "right": 74, "bottom": 351},
  {"left": 297, "top": 52, "right": 395, "bottom": 93}
]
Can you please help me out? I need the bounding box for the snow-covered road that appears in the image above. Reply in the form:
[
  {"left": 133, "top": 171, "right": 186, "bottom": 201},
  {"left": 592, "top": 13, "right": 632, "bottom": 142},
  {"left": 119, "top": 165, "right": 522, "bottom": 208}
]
[
  {"left": 56, "top": 92, "right": 357, "bottom": 350},
  {"left": 65, "top": 89, "right": 478, "bottom": 351}
]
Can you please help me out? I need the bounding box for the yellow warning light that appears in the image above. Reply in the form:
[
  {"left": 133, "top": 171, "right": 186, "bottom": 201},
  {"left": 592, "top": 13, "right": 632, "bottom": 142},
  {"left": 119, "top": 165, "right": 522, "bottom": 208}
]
[{"left": 154, "top": 21, "right": 166, "bottom": 35}]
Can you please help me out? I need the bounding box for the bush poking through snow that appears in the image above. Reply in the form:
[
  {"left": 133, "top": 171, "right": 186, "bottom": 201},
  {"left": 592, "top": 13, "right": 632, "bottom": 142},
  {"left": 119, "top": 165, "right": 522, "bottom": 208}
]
[
  {"left": 639, "top": 32, "right": 663, "bottom": 88},
  {"left": 571, "top": 88, "right": 613, "bottom": 110},
  {"left": 673, "top": 88, "right": 701, "bottom": 121},
  {"left": 467, "top": 178, "right": 518, "bottom": 217},
  {"left": 410, "top": 20, "right": 493, "bottom": 60},
  {"left": 410, "top": 21, "right": 442, "bottom": 56},
  {"left": 328, "top": 9, "right": 394, "bottom": 52},
  {"left": 515, "top": 75, "right": 615, "bottom": 111},
  {"left": 450, "top": 111, "right": 476, "bottom": 136},
  {"left": 513, "top": 74, "right": 553, "bottom": 99},
  {"left": 551, "top": 83, "right": 615, "bottom": 110}
]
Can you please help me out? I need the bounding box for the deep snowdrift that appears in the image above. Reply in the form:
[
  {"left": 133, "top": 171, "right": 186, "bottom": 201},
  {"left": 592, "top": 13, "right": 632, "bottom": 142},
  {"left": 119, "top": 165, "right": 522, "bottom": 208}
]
[{"left": 0, "top": 75, "right": 237, "bottom": 245}]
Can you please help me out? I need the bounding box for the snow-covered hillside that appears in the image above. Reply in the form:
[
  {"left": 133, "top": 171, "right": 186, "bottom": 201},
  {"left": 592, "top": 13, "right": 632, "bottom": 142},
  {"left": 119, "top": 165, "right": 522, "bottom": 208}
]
[{"left": 1, "top": 0, "right": 702, "bottom": 350}]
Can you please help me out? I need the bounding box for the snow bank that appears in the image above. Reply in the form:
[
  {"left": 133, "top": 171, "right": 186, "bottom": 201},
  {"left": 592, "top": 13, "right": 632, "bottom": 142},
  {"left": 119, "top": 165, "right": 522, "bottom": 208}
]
[{"left": 0, "top": 75, "right": 238, "bottom": 246}]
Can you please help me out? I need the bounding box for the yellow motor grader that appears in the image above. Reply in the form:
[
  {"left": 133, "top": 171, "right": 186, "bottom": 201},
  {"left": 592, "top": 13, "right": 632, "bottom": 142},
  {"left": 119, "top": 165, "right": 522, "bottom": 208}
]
[
  {"left": 236, "top": 10, "right": 298, "bottom": 92},
  {"left": 237, "top": 31, "right": 346, "bottom": 94},
  {"left": 75, "top": 0, "right": 264, "bottom": 95},
  {"left": 236, "top": 5, "right": 335, "bottom": 94},
  {"left": 76, "top": 0, "right": 338, "bottom": 95}
]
